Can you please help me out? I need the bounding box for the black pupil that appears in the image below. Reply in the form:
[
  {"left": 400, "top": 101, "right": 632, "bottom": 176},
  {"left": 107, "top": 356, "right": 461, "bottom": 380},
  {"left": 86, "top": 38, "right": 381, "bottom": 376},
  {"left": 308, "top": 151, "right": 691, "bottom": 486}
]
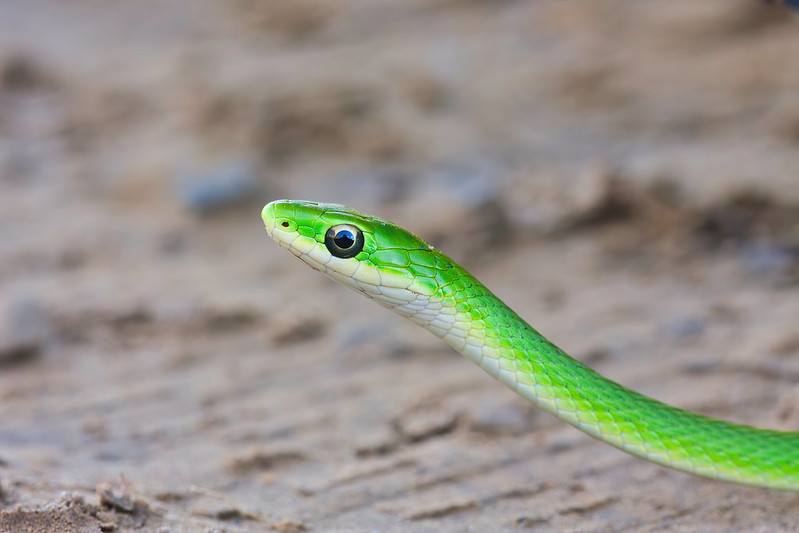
[{"left": 334, "top": 229, "right": 355, "bottom": 249}]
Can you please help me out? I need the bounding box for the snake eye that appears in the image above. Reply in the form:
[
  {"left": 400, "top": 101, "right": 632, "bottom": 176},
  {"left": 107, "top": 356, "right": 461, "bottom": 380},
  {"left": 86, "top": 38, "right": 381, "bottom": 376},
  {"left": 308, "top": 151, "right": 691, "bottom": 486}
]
[{"left": 325, "top": 224, "right": 364, "bottom": 258}]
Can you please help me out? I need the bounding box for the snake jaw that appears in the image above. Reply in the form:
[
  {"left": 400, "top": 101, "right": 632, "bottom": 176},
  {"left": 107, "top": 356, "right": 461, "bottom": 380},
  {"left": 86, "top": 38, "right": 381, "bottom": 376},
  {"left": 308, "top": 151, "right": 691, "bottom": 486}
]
[{"left": 263, "top": 199, "right": 424, "bottom": 299}]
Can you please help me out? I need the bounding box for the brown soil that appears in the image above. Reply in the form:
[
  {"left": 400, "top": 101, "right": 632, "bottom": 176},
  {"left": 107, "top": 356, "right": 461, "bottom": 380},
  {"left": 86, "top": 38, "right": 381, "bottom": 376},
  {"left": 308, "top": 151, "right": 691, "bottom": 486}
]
[{"left": 1, "top": 1, "right": 799, "bottom": 531}]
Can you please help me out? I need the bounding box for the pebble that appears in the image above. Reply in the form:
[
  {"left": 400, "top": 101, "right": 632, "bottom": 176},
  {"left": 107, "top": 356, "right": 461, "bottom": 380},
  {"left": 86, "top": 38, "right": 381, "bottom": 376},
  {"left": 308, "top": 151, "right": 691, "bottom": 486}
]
[
  {"left": 740, "top": 241, "right": 796, "bottom": 280},
  {"left": 662, "top": 316, "right": 706, "bottom": 341},
  {"left": 174, "top": 158, "right": 258, "bottom": 215},
  {"left": 0, "top": 294, "right": 50, "bottom": 366}
]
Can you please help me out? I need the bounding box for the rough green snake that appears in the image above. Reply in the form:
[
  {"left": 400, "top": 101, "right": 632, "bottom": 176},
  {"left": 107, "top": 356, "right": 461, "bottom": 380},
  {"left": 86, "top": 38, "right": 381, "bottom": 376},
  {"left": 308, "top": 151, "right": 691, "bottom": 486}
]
[{"left": 262, "top": 199, "right": 799, "bottom": 490}]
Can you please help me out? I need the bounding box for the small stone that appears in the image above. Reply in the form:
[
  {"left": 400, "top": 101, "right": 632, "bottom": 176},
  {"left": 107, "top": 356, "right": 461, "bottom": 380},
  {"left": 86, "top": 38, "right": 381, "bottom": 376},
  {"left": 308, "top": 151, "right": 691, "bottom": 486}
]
[
  {"left": 662, "top": 316, "right": 705, "bottom": 340},
  {"left": 0, "top": 295, "right": 50, "bottom": 366},
  {"left": 96, "top": 482, "right": 135, "bottom": 513},
  {"left": 174, "top": 158, "right": 258, "bottom": 215},
  {"left": 396, "top": 409, "right": 460, "bottom": 443}
]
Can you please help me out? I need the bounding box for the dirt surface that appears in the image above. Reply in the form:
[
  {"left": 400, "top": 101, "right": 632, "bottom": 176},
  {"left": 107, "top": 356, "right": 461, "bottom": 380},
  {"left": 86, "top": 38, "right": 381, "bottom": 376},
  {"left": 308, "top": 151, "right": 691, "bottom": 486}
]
[{"left": 1, "top": 1, "right": 799, "bottom": 531}]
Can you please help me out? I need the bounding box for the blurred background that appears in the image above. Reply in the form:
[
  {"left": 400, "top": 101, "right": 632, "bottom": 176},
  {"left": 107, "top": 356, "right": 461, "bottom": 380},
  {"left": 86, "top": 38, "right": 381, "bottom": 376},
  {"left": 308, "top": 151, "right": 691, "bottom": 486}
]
[{"left": 1, "top": 1, "right": 798, "bottom": 531}]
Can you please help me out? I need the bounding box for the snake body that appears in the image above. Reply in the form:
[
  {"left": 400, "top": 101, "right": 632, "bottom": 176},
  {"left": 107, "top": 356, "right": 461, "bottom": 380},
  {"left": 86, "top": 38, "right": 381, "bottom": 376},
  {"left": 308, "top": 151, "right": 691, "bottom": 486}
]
[{"left": 262, "top": 199, "right": 799, "bottom": 490}]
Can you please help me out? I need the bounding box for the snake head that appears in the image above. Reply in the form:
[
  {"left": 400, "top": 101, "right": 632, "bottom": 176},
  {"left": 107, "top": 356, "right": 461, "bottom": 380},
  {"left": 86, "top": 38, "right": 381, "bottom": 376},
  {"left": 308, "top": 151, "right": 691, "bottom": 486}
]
[{"left": 263, "top": 200, "right": 451, "bottom": 303}]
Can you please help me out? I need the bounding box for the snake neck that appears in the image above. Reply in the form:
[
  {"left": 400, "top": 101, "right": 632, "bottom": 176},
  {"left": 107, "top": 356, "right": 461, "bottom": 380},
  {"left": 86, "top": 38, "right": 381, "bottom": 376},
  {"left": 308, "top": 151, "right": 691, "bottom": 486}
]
[{"left": 382, "top": 271, "right": 799, "bottom": 491}]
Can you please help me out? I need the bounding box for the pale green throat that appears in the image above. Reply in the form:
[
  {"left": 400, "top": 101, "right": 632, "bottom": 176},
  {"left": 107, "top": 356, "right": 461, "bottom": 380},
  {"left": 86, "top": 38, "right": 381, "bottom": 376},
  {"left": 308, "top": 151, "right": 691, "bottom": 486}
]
[{"left": 263, "top": 199, "right": 799, "bottom": 491}]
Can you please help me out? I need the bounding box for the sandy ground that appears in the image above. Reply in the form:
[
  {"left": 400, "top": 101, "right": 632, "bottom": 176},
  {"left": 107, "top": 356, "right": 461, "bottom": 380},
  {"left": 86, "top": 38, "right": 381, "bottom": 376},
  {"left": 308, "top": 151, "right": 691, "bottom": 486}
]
[{"left": 1, "top": 1, "right": 799, "bottom": 531}]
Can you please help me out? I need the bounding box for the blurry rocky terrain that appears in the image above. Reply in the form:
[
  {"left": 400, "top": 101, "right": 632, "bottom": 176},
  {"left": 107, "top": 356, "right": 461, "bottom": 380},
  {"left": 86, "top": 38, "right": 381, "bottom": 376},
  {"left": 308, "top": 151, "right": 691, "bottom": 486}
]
[{"left": 1, "top": 1, "right": 798, "bottom": 531}]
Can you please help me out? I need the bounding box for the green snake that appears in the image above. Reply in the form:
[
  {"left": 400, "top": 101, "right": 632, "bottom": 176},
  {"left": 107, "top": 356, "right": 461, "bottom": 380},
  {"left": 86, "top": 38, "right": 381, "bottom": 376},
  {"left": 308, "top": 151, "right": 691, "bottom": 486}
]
[{"left": 262, "top": 199, "right": 799, "bottom": 490}]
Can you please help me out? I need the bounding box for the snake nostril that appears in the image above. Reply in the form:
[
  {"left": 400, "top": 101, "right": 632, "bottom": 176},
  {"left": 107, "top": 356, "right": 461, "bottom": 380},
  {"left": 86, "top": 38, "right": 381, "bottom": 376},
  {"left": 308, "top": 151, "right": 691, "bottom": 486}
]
[{"left": 281, "top": 221, "right": 290, "bottom": 228}]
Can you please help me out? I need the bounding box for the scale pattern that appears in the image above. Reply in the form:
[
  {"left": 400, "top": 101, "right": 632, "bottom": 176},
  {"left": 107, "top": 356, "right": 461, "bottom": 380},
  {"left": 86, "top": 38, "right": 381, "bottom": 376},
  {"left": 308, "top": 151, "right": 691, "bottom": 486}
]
[
  {"left": 432, "top": 273, "right": 799, "bottom": 490},
  {"left": 263, "top": 200, "right": 799, "bottom": 490}
]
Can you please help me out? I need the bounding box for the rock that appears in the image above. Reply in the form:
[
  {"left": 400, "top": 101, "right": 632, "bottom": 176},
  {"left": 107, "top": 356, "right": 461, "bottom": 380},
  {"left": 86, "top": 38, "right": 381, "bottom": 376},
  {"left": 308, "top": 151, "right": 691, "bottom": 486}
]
[
  {"left": 662, "top": 316, "right": 706, "bottom": 341},
  {"left": 0, "top": 294, "right": 50, "bottom": 366},
  {"left": 174, "top": 158, "right": 258, "bottom": 215}
]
